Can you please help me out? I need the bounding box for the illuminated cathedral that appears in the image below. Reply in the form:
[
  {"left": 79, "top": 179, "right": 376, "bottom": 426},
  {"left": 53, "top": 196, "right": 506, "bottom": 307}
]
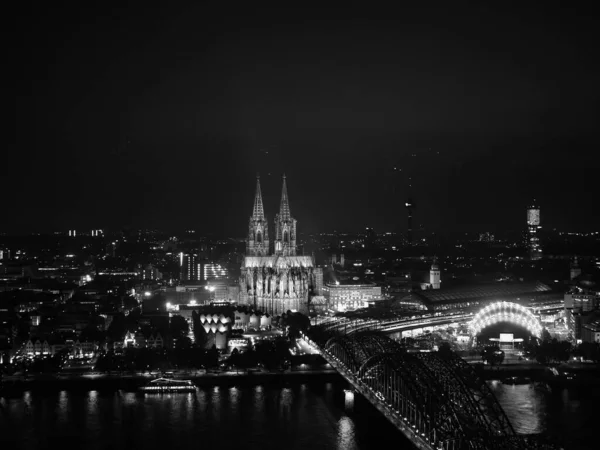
[{"left": 240, "top": 175, "right": 320, "bottom": 315}]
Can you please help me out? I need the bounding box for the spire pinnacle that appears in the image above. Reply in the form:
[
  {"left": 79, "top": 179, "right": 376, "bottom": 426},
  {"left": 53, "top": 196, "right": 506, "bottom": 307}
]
[
  {"left": 279, "top": 174, "right": 291, "bottom": 220},
  {"left": 252, "top": 175, "right": 265, "bottom": 220}
]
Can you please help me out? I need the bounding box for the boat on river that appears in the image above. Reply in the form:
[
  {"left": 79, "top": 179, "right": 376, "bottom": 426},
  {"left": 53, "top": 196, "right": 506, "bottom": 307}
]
[
  {"left": 502, "top": 376, "right": 531, "bottom": 385},
  {"left": 139, "top": 378, "right": 196, "bottom": 393}
]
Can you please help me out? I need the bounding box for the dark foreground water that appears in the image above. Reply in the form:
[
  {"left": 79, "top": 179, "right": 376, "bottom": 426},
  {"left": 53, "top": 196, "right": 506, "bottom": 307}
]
[{"left": 0, "top": 381, "right": 597, "bottom": 450}]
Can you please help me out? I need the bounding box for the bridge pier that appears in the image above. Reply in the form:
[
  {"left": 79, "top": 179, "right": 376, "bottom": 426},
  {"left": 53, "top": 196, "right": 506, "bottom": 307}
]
[{"left": 344, "top": 388, "right": 354, "bottom": 411}]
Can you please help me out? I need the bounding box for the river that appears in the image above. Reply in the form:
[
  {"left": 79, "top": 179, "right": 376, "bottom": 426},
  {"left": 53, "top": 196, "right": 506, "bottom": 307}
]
[{"left": 0, "top": 380, "right": 595, "bottom": 449}]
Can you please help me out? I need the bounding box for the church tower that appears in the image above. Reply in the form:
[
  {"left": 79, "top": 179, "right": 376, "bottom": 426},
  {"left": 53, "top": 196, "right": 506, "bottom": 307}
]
[
  {"left": 274, "top": 174, "right": 297, "bottom": 256},
  {"left": 246, "top": 175, "right": 270, "bottom": 256},
  {"left": 430, "top": 257, "right": 441, "bottom": 289}
]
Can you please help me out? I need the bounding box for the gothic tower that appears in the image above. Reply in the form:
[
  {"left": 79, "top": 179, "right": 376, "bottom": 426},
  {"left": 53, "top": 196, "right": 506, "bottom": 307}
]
[
  {"left": 274, "top": 174, "right": 297, "bottom": 256},
  {"left": 246, "top": 175, "right": 270, "bottom": 256}
]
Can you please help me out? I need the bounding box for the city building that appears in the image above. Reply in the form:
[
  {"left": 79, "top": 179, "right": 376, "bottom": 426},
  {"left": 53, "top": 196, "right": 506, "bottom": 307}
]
[
  {"left": 402, "top": 280, "right": 557, "bottom": 312},
  {"left": 240, "top": 175, "right": 321, "bottom": 315},
  {"left": 582, "top": 319, "right": 600, "bottom": 343},
  {"left": 140, "top": 264, "right": 163, "bottom": 281},
  {"left": 202, "top": 262, "right": 228, "bottom": 281},
  {"left": 527, "top": 202, "right": 542, "bottom": 260},
  {"left": 323, "top": 279, "right": 383, "bottom": 312},
  {"left": 180, "top": 253, "right": 201, "bottom": 281}
]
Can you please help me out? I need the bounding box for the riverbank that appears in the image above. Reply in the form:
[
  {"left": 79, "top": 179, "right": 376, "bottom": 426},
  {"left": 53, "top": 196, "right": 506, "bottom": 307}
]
[
  {"left": 0, "top": 369, "right": 342, "bottom": 395},
  {"left": 477, "top": 362, "right": 600, "bottom": 389}
]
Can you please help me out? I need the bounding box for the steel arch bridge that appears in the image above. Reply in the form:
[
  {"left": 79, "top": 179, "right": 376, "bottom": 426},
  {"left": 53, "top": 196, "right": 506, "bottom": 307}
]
[{"left": 308, "top": 329, "right": 559, "bottom": 450}]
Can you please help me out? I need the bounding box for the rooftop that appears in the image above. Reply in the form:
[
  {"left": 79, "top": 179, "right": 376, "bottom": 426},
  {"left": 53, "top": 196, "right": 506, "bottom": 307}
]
[
  {"left": 412, "top": 281, "right": 553, "bottom": 305},
  {"left": 327, "top": 278, "right": 377, "bottom": 287}
]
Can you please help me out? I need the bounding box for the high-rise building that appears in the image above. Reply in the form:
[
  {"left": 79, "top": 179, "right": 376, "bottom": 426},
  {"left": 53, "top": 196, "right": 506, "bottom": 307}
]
[
  {"left": 246, "top": 176, "right": 270, "bottom": 256},
  {"left": 274, "top": 175, "right": 297, "bottom": 256},
  {"left": 240, "top": 175, "right": 318, "bottom": 315},
  {"left": 180, "top": 253, "right": 201, "bottom": 281},
  {"left": 526, "top": 202, "right": 542, "bottom": 260}
]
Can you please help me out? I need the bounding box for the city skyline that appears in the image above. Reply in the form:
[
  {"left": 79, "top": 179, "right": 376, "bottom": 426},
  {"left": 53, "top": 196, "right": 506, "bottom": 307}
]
[{"left": 11, "top": 5, "right": 600, "bottom": 235}]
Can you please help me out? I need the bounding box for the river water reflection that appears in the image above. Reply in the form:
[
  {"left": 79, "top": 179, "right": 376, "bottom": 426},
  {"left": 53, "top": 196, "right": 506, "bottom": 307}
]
[{"left": 0, "top": 381, "right": 596, "bottom": 449}]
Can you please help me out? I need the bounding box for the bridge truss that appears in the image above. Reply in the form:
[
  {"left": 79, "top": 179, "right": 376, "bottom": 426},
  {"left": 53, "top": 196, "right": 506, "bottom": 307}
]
[{"left": 309, "top": 328, "right": 559, "bottom": 450}]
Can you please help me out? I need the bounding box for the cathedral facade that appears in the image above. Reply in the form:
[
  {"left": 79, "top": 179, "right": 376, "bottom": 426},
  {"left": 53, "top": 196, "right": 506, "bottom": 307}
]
[{"left": 240, "top": 175, "right": 318, "bottom": 316}]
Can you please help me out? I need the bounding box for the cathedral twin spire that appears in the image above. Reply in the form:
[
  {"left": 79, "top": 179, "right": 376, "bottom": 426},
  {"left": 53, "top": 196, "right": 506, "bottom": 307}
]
[
  {"left": 252, "top": 174, "right": 265, "bottom": 221},
  {"left": 279, "top": 174, "right": 291, "bottom": 221},
  {"left": 247, "top": 174, "right": 296, "bottom": 257}
]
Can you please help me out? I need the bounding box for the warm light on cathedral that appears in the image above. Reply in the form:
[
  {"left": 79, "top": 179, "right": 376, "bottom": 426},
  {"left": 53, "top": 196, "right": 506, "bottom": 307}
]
[{"left": 240, "top": 175, "right": 320, "bottom": 315}]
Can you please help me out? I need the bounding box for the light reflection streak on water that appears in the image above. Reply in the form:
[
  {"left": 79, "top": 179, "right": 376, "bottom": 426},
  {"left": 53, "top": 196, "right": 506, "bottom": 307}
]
[
  {"left": 211, "top": 385, "right": 221, "bottom": 417},
  {"left": 254, "top": 385, "right": 265, "bottom": 414},
  {"left": 55, "top": 390, "right": 69, "bottom": 425},
  {"left": 337, "top": 416, "right": 357, "bottom": 450},
  {"left": 488, "top": 381, "right": 544, "bottom": 434},
  {"left": 279, "top": 388, "right": 293, "bottom": 419},
  {"left": 229, "top": 386, "right": 240, "bottom": 413}
]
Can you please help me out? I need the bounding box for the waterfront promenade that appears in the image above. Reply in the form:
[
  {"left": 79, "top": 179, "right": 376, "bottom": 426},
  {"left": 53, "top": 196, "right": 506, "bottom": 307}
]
[{"left": 0, "top": 367, "right": 341, "bottom": 392}]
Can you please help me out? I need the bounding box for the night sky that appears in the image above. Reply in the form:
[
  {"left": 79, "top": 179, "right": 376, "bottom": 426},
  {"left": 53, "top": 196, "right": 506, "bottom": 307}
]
[{"left": 12, "top": 5, "right": 600, "bottom": 236}]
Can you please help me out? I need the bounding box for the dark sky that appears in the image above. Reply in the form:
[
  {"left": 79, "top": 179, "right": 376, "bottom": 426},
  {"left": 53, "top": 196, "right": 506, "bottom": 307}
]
[{"left": 12, "top": 4, "right": 600, "bottom": 236}]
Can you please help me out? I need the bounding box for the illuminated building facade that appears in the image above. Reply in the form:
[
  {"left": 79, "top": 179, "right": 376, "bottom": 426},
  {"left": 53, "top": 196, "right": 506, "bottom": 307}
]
[
  {"left": 429, "top": 259, "right": 441, "bottom": 290},
  {"left": 240, "top": 175, "right": 319, "bottom": 315},
  {"left": 203, "top": 263, "right": 228, "bottom": 280},
  {"left": 180, "top": 253, "right": 227, "bottom": 282},
  {"left": 180, "top": 253, "right": 200, "bottom": 281},
  {"left": 526, "top": 202, "right": 542, "bottom": 260},
  {"left": 274, "top": 175, "right": 297, "bottom": 256},
  {"left": 323, "top": 280, "right": 383, "bottom": 312}
]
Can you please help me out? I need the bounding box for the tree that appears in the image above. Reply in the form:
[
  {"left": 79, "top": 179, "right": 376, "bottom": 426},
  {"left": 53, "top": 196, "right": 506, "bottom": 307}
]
[
  {"left": 438, "top": 342, "right": 453, "bottom": 360},
  {"left": 106, "top": 313, "right": 127, "bottom": 340},
  {"left": 576, "top": 342, "right": 600, "bottom": 362},
  {"left": 535, "top": 339, "right": 572, "bottom": 365},
  {"left": 481, "top": 346, "right": 505, "bottom": 366},
  {"left": 541, "top": 328, "right": 552, "bottom": 342}
]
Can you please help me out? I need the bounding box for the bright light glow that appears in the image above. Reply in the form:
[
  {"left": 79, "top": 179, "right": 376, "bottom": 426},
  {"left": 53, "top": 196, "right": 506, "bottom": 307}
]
[
  {"left": 166, "top": 302, "right": 172, "bottom": 309},
  {"left": 208, "top": 286, "right": 215, "bottom": 292},
  {"left": 469, "top": 301, "right": 543, "bottom": 338},
  {"left": 144, "top": 291, "right": 151, "bottom": 297},
  {"left": 189, "top": 300, "right": 197, "bottom": 306}
]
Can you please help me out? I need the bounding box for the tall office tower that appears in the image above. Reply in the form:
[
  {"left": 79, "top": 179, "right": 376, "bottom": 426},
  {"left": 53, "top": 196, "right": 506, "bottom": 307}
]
[
  {"left": 274, "top": 175, "right": 297, "bottom": 256},
  {"left": 246, "top": 175, "right": 270, "bottom": 256},
  {"left": 526, "top": 202, "right": 542, "bottom": 260},
  {"left": 405, "top": 198, "right": 414, "bottom": 245},
  {"left": 180, "top": 253, "right": 201, "bottom": 281}
]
